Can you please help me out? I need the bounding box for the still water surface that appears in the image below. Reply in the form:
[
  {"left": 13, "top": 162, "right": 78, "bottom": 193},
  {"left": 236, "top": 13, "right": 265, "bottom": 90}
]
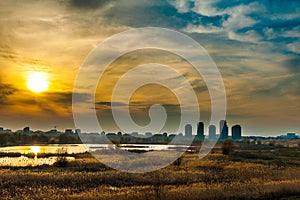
[{"left": 0, "top": 144, "right": 190, "bottom": 166}]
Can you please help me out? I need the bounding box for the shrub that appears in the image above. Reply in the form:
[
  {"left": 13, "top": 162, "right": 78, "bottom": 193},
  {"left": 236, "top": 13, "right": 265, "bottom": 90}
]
[
  {"left": 173, "top": 157, "right": 183, "bottom": 166},
  {"left": 257, "top": 140, "right": 262, "bottom": 145},
  {"left": 55, "top": 147, "right": 68, "bottom": 167},
  {"left": 222, "top": 139, "right": 235, "bottom": 155}
]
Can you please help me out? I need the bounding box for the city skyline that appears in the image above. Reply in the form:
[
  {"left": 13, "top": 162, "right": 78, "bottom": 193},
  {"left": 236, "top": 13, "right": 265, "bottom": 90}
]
[
  {"left": 0, "top": 1, "right": 299, "bottom": 136},
  {"left": 1, "top": 119, "right": 297, "bottom": 138}
]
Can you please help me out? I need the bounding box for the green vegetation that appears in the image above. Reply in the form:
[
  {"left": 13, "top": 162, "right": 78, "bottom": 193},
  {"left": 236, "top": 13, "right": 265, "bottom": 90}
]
[{"left": 0, "top": 143, "right": 299, "bottom": 199}]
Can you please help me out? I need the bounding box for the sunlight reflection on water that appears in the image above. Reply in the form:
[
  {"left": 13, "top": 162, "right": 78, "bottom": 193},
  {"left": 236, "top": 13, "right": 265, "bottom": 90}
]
[{"left": 0, "top": 144, "right": 192, "bottom": 166}]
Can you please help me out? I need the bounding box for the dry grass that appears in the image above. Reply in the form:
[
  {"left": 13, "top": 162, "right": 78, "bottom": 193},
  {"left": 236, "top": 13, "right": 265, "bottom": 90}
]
[{"left": 0, "top": 149, "right": 299, "bottom": 199}]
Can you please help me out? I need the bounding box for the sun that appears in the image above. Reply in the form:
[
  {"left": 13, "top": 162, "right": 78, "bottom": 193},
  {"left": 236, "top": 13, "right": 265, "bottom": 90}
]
[{"left": 27, "top": 72, "right": 49, "bottom": 93}]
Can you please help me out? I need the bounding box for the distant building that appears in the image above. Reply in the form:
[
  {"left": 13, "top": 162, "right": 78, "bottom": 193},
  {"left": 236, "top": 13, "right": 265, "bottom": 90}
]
[
  {"left": 34, "top": 130, "right": 44, "bottom": 134},
  {"left": 0, "top": 127, "right": 3, "bottom": 134},
  {"left": 286, "top": 133, "right": 297, "bottom": 139},
  {"left": 4, "top": 129, "right": 12, "bottom": 134},
  {"left": 131, "top": 132, "right": 138, "bottom": 137},
  {"left": 185, "top": 124, "right": 193, "bottom": 137},
  {"left": 117, "top": 131, "right": 122, "bottom": 137},
  {"left": 153, "top": 134, "right": 164, "bottom": 139},
  {"left": 23, "top": 127, "right": 30, "bottom": 134},
  {"left": 169, "top": 134, "right": 177, "bottom": 139},
  {"left": 107, "top": 133, "right": 118, "bottom": 139},
  {"left": 47, "top": 129, "right": 58, "bottom": 135},
  {"left": 65, "top": 129, "right": 73, "bottom": 134},
  {"left": 220, "top": 120, "right": 228, "bottom": 140},
  {"left": 197, "top": 122, "right": 205, "bottom": 139},
  {"left": 145, "top": 132, "right": 153, "bottom": 137},
  {"left": 277, "top": 133, "right": 299, "bottom": 139},
  {"left": 232, "top": 125, "right": 242, "bottom": 140},
  {"left": 208, "top": 125, "right": 217, "bottom": 140},
  {"left": 75, "top": 129, "right": 81, "bottom": 135}
]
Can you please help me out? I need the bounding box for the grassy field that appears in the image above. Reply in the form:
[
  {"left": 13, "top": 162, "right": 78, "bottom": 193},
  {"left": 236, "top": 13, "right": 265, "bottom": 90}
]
[{"left": 0, "top": 144, "right": 300, "bottom": 200}]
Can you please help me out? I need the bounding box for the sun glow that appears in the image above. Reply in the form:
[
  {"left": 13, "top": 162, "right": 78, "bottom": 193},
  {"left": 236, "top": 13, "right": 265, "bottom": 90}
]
[
  {"left": 30, "top": 146, "right": 41, "bottom": 155},
  {"left": 27, "top": 72, "right": 48, "bottom": 93}
]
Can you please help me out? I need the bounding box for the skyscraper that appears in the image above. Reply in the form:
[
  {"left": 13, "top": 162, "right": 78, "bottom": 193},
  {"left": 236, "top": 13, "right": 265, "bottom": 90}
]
[
  {"left": 208, "top": 125, "right": 217, "bottom": 140},
  {"left": 220, "top": 120, "right": 228, "bottom": 140},
  {"left": 232, "top": 125, "right": 242, "bottom": 140},
  {"left": 185, "top": 124, "right": 193, "bottom": 137},
  {"left": 197, "top": 122, "right": 204, "bottom": 139}
]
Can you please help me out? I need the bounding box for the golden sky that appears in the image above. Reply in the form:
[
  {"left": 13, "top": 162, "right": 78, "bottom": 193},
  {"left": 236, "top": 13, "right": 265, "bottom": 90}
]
[{"left": 0, "top": 0, "right": 299, "bottom": 136}]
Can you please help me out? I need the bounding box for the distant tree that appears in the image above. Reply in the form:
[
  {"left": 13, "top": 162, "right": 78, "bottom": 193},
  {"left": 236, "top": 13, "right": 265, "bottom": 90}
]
[
  {"left": 222, "top": 139, "right": 235, "bottom": 155},
  {"left": 37, "top": 134, "right": 49, "bottom": 144},
  {"left": 269, "top": 141, "right": 275, "bottom": 146},
  {"left": 257, "top": 140, "right": 262, "bottom": 145},
  {"left": 0, "top": 134, "right": 9, "bottom": 145},
  {"left": 242, "top": 138, "right": 250, "bottom": 144}
]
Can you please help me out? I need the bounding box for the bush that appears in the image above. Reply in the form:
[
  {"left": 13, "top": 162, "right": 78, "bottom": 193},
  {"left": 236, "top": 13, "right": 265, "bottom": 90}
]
[
  {"left": 173, "top": 157, "right": 183, "bottom": 166},
  {"left": 222, "top": 139, "right": 235, "bottom": 155},
  {"left": 55, "top": 147, "right": 68, "bottom": 167}
]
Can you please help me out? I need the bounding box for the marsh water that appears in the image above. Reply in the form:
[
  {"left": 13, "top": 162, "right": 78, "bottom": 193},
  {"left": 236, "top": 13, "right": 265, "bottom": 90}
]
[{"left": 0, "top": 144, "right": 191, "bottom": 166}]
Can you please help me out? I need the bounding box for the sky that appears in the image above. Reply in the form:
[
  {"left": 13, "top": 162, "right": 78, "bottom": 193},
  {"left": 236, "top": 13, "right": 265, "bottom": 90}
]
[{"left": 0, "top": 0, "right": 299, "bottom": 136}]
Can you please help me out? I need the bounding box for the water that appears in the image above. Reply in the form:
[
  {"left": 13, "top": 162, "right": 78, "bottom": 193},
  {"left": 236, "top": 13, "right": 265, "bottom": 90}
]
[
  {"left": 0, "top": 144, "right": 88, "bottom": 154},
  {"left": 0, "top": 144, "right": 192, "bottom": 167},
  {"left": 0, "top": 144, "right": 86, "bottom": 167},
  {"left": 0, "top": 144, "right": 192, "bottom": 154}
]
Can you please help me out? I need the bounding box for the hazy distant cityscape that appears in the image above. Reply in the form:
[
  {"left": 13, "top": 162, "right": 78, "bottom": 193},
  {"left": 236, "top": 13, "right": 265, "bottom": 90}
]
[{"left": 1, "top": 120, "right": 298, "bottom": 142}]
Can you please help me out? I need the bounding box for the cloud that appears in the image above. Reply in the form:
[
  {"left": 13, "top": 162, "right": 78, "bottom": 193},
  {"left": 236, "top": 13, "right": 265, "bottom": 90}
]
[
  {"left": 0, "top": 0, "right": 299, "bottom": 134},
  {"left": 228, "top": 30, "right": 263, "bottom": 43},
  {"left": 287, "top": 42, "right": 300, "bottom": 54},
  {"left": 192, "top": 0, "right": 224, "bottom": 17},
  {"left": 96, "top": 101, "right": 180, "bottom": 110},
  {"left": 0, "top": 79, "right": 17, "bottom": 104},
  {"left": 69, "top": 0, "right": 114, "bottom": 9},
  {"left": 47, "top": 92, "right": 91, "bottom": 106},
  {"left": 263, "top": 26, "right": 300, "bottom": 40},
  {"left": 96, "top": 101, "right": 127, "bottom": 107},
  {"left": 183, "top": 23, "right": 222, "bottom": 34},
  {"left": 173, "top": 1, "right": 265, "bottom": 43},
  {"left": 167, "top": 0, "right": 193, "bottom": 13},
  {"left": 283, "top": 57, "right": 300, "bottom": 72},
  {"left": 222, "top": 2, "right": 263, "bottom": 30},
  {"left": 283, "top": 26, "right": 300, "bottom": 38}
]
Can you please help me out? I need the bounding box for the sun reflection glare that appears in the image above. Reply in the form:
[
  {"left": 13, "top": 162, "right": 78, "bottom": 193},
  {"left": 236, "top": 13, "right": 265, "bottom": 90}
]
[{"left": 30, "top": 146, "right": 41, "bottom": 155}]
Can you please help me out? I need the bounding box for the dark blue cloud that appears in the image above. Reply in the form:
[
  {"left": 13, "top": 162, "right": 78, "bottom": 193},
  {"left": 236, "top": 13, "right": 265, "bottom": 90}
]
[
  {"left": 105, "top": 0, "right": 201, "bottom": 29},
  {"left": 0, "top": 77, "right": 17, "bottom": 104},
  {"left": 70, "top": 0, "right": 112, "bottom": 9},
  {"left": 283, "top": 57, "right": 300, "bottom": 72},
  {"left": 254, "top": 75, "right": 300, "bottom": 97}
]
